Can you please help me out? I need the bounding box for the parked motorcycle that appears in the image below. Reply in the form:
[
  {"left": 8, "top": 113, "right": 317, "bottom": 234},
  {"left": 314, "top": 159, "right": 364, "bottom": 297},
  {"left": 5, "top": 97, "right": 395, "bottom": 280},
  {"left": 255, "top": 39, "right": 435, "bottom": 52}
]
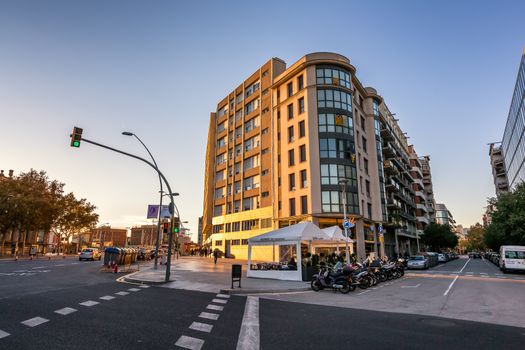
[{"left": 311, "top": 262, "right": 354, "bottom": 294}]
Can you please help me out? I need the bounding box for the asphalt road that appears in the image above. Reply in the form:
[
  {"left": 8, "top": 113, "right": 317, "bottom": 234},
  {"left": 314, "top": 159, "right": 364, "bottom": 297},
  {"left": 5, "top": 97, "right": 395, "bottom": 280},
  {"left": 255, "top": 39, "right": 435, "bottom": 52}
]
[{"left": 1, "top": 256, "right": 524, "bottom": 349}]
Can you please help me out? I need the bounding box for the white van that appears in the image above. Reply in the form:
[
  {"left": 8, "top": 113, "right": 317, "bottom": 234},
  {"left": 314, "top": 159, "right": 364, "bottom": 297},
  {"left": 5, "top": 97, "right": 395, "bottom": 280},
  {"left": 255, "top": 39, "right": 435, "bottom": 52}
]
[{"left": 499, "top": 246, "right": 525, "bottom": 272}]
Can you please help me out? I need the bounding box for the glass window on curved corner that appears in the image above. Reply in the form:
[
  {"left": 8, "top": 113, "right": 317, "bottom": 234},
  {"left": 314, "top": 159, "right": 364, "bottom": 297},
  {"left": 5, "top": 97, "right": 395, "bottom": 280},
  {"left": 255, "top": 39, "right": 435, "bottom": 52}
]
[
  {"left": 317, "top": 89, "right": 352, "bottom": 112},
  {"left": 320, "top": 164, "right": 357, "bottom": 188},
  {"left": 321, "top": 190, "right": 359, "bottom": 214},
  {"left": 319, "top": 138, "right": 355, "bottom": 159},
  {"left": 316, "top": 67, "right": 351, "bottom": 89},
  {"left": 318, "top": 113, "right": 353, "bottom": 135}
]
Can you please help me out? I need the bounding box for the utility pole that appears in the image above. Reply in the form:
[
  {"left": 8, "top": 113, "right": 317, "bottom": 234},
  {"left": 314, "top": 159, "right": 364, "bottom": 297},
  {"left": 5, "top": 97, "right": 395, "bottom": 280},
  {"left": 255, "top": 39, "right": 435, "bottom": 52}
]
[{"left": 339, "top": 179, "right": 351, "bottom": 264}]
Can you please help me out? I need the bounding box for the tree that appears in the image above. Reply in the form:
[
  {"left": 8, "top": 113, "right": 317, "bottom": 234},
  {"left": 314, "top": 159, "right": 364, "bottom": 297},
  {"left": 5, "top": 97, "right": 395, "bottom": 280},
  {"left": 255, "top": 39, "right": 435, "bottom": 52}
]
[
  {"left": 420, "top": 223, "right": 458, "bottom": 251},
  {"left": 484, "top": 182, "right": 525, "bottom": 250},
  {"left": 466, "top": 223, "right": 486, "bottom": 252},
  {"left": 50, "top": 193, "right": 99, "bottom": 254}
]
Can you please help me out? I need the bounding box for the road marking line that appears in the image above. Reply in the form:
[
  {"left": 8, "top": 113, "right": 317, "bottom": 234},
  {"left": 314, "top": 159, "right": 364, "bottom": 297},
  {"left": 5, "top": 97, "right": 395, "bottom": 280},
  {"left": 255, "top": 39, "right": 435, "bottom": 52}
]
[
  {"left": 115, "top": 291, "right": 129, "bottom": 296},
  {"left": 21, "top": 317, "right": 49, "bottom": 327},
  {"left": 71, "top": 262, "right": 80, "bottom": 265},
  {"left": 54, "top": 307, "right": 77, "bottom": 315},
  {"left": 175, "top": 335, "right": 204, "bottom": 350},
  {"left": 401, "top": 284, "right": 421, "bottom": 288},
  {"left": 443, "top": 275, "right": 459, "bottom": 296},
  {"left": 216, "top": 293, "right": 230, "bottom": 299},
  {"left": 212, "top": 298, "right": 228, "bottom": 304},
  {"left": 206, "top": 304, "right": 224, "bottom": 311},
  {"left": 189, "top": 322, "right": 213, "bottom": 333},
  {"left": 100, "top": 296, "right": 116, "bottom": 301},
  {"left": 56, "top": 264, "right": 65, "bottom": 267},
  {"left": 199, "top": 312, "right": 219, "bottom": 321},
  {"left": 236, "top": 296, "right": 259, "bottom": 350},
  {"left": 128, "top": 288, "right": 141, "bottom": 292},
  {"left": 32, "top": 266, "right": 46, "bottom": 269},
  {"left": 0, "top": 330, "right": 10, "bottom": 339},
  {"left": 139, "top": 285, "right": 150, "bottom": 288},
  {"left": 357, "top": 290, "right": 371, "bottom": 295},
  {"left": 79, "top": 300, "right": 99, "bottom": 307},
  {"left": 458, "top": 258, "right": 471, "bottom": 273},
  {"left": 480, "top": 272, "right": 488, "bottom": 275}
]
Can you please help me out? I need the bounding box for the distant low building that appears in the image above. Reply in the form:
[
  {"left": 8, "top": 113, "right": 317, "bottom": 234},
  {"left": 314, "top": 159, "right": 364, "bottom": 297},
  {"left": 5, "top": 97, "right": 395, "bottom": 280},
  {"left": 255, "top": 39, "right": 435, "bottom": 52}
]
[
  {"left": 130, "top": 225, "right": 160, "bottom": 247},
  {"left": 90, "top": 226, "right": 127, "bottom": 248}
]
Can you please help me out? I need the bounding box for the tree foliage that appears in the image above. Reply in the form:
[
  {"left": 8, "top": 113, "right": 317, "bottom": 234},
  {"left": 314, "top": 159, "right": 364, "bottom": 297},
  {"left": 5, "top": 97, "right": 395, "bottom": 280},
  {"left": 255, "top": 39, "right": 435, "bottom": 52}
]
[
  {"left": 0, "top": 169, "right": 98, "bottom": 255},
  {"left": 466, "top": 223, "right": 486, "bottom": 252},
  {"left": 484, "top": 182, "right": 525, "bottom": 250},
  {"left": 420, "top": 223, "right": 458, "bottom": 251}
]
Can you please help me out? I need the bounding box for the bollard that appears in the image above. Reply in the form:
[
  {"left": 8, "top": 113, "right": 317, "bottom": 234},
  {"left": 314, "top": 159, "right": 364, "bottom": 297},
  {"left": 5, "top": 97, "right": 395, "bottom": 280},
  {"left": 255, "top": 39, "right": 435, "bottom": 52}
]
[
  {"left": 15, "top": 255, "right": 18, "bottom": 262},
  {"left": 114, "top": 264, "right": 118, "bottom": 273}
]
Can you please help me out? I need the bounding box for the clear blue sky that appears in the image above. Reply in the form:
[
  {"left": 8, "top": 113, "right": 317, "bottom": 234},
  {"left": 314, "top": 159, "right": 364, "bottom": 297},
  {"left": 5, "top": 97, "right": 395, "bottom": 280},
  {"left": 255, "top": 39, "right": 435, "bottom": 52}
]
[{"left": 1, "top": 0, "right": 524, "bottom": 239}]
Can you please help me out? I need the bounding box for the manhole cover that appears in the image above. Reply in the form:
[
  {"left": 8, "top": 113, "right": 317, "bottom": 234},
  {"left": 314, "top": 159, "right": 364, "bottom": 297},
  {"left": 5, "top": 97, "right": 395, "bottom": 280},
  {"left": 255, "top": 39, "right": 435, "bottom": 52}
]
[{"left": 419, "top": 318, "right": 457, "bottom": 327}]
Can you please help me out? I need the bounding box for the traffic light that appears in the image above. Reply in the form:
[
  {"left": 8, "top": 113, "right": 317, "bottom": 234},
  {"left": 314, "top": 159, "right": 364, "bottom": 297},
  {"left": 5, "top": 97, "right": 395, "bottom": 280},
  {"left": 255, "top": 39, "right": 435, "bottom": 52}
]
[
  {"left": 70, "top": 127, "right": 83, "bottom": 147},
  {"left": 173, "top": 217, "right": 180, "bottom": 234},
  {"left": 163, "top": 222, "right": 169, "bottom": 234}
]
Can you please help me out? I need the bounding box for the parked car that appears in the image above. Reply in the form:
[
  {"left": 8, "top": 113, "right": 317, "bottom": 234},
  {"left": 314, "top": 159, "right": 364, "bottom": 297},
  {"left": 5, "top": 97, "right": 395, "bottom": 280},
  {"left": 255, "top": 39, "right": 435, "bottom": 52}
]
[
  {"left": 79, "top": 248, "right": 101, "bottom": 261},
  {"left": 491, "top": 253, "right": 500, "bottom": 265},
  {"left": 438, "top": 254, "right": 447, "bottom": 263},
  {"left": 468, "top": 252, "right": 481, "bottom": 259},
  {"left": 407, "top": 255, "right": 429, "bottom": 270}
]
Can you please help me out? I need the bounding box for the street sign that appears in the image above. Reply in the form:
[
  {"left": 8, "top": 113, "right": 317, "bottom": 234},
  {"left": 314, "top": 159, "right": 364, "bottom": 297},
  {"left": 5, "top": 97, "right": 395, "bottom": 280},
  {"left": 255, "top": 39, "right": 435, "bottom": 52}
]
[
  {"left": 378, "top": 224, "right": 383, "bottom": 233},
  {"left": 147, "top": 205, "right": 160, "bottom": 219},
  {"left": 160, "top": 205, "right": 171, "bottom": 218},
  {"left": 343, "top": 219, "right": 354, "bottom": 229}
]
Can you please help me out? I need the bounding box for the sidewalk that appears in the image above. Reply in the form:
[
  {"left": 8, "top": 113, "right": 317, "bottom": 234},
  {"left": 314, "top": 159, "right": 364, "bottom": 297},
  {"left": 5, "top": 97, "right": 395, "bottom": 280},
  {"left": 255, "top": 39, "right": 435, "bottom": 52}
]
[{"left": 123, "top": 256, "right": 310, "bottom": 294}]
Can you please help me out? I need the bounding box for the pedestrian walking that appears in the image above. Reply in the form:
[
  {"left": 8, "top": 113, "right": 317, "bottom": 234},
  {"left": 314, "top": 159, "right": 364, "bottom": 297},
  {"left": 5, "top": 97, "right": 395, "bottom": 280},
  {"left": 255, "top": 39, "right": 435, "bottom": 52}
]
[{"left": 213, "top": 249, "right": 218, "bottom": 264}]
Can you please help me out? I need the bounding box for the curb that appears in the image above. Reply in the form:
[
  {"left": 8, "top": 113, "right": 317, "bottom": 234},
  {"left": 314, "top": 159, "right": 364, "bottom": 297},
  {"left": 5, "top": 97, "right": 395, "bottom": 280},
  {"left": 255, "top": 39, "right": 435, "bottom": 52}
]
[
  {"left": 120, "top": 269, "right": 171, "bottom": 285},
  {"left": 219, "top": 286, "right": 311, "bottom": 295}
]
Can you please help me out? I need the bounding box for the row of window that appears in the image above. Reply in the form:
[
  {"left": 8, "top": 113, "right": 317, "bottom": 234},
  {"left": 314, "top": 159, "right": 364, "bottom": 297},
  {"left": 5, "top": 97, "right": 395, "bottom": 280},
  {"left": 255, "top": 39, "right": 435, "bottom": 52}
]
[
  {"left": 213, "top": 195, "right": 261, "bottom": 216},
  {"left": 214, "top": 239, "right": 249, "bottom": 246},
  {"left": 319, "top": 138, "right": 355, "bottom": 160},
  {"left": 281, "top": 75, "right": 305, "bottom": 100},
  {"left": 286, "top": 97, "right": 305, "bottom": 120},
  {"left": 287, "top": 169, "right": 308, "bottom": 191},
  {"left": 320, "top": 164, "right": 357, "bottom": 188},
  {"left": 213, "top": 217, "right": 272, "bottom": 234},
  {"left": 316, "top": 67, "right": 351, "bottom": 89},
  {"left": 288, "top": 145, "right": 307, "bottom": 166},
  {"left": 216, "top": 155, "right": 260, "bottom": 181},
  {"left": 289, "top": 196, "right": 308, "bottom": 216},
  {"left": 318, "top": 113, "right": 353, "bottom": 135},
  {"left": 317, "top": 89, "right": 352, "bottom": 112},
  {"left": 286, "top": 120, "right": 306, "bottom": 143},
  {"left": 321, "top": 191, "right": 359, "bottom": 214}
]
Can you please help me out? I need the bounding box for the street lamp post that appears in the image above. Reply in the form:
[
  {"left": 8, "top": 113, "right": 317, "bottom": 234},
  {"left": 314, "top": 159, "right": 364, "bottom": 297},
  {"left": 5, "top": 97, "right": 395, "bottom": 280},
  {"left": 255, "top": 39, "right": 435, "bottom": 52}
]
[
  {"left": 339, "top": 179, "right": 351, "bottom": 264},
  {"left": 122, "top": 131, "right": 164, "bottom": 270}
]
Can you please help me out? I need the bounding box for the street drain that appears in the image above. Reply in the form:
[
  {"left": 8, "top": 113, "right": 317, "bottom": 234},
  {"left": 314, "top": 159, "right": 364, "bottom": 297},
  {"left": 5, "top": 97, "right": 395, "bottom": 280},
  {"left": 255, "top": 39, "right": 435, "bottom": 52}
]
[{"left": 419, "top": 318, "right": 457, "bottom": 327}]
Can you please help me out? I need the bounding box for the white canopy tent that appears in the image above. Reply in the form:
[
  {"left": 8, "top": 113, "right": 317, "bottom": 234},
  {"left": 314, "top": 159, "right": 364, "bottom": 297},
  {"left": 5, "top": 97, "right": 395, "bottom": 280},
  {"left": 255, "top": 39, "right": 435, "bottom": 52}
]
[
  {"left": 321, "top": 226, "right": 355, "bottom": 254},
  {"left": 247, "top": 222, "right": 332, "bottom": 281}
]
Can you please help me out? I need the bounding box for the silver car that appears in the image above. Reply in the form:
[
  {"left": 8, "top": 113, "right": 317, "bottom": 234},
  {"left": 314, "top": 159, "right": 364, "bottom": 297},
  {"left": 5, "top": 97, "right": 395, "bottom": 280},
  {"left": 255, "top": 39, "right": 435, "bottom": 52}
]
[
  {"left": 79, "top": 248, "right": 102, "bottom": 261},
  {"left": 407, "top": 255, "right": 429, "bottom": 269}
]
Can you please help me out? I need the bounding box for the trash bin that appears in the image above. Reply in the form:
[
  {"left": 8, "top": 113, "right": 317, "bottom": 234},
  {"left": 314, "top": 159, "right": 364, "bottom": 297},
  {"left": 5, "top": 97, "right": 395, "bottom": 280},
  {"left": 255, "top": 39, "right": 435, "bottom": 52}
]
[
  {"left": 104, "top": 247, "right": 120, "bottom": 266},
  {"left": 232, "top": 264, "right": 242, "bottom": 289},
  {"left": 119, "top": 248, "right": 126, "bottom": 265}
]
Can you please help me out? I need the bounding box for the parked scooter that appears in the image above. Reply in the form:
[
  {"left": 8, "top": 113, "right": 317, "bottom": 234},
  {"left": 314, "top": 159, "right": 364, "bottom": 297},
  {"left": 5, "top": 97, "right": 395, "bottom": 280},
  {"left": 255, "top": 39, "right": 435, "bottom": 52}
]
[{"left": 311, "top": 262, "right": 354, "bottom": 294}]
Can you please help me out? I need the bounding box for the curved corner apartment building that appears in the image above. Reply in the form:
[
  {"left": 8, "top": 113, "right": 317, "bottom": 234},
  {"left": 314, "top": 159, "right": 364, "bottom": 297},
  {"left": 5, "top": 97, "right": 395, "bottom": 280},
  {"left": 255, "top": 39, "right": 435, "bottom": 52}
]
[{"left": 202, "top": 52, "right": 432, "bottom": 261}]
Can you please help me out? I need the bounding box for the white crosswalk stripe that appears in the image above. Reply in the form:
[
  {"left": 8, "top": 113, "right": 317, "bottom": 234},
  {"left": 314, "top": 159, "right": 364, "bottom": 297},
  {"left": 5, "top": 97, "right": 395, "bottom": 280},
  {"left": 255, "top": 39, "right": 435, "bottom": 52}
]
[
  {"left": 206, "top": 304, "right": 224, "bottom": 311},
  {"left": 55, "top": 307, "right": 77, "bottom": 315},
  {"left": 79, "top": 300, "right": 99, "bottom": 307},
  {"left": 212, "top": 298, "right": 227, "bottom": 304},
  {"left": 21, "top": 317, "right": 49, "bottom": 327},
  {"left": 216, "top": 293, "right": 230, "bottom": 299},
  {"left": 175, "top": 335, "right": 204, "bottom": 350},
  {"left": 100, "top": 296, "right": 116, "bottom": 301},
  {"left": 128, "top": 288, "right": 141, "bottom": 292},
  {"left": 0, "top": 330, "right": 10, "bottom": 339},
  {"left": 199, "top": 312, "right": 219, "bottom": 321},
  {"left": 189, "top": 322, "right": 213, "bottom": 333},
  {"left": 115, "top": 291, "right": 129, "bottom": 296},
  {"left": 139, "top": 285, "right": 150, "bottom": 288}
]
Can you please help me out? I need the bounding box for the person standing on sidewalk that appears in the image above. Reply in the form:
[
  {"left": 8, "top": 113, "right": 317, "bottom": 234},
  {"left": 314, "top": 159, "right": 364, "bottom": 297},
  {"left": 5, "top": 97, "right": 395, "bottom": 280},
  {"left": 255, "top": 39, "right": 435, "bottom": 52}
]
[{"left": 213, "top": 249, "right": 218, "bottom": 264}]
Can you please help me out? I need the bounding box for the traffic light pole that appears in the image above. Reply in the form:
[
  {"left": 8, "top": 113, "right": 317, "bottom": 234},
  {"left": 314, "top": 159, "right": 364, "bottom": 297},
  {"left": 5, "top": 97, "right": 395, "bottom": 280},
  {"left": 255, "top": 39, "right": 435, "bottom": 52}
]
[{"left": 78, "top": 137, "right": 177, "bottom": 282}]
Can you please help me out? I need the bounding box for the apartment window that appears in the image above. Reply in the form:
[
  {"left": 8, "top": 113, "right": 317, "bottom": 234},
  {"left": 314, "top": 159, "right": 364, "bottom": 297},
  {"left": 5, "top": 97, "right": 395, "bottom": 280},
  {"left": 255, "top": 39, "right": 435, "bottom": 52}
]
[
  {"left": 298, "top": 97, "right": 305, "bottom": 114},
  {"left": 218, "top": 106, "right": 227, "bottom": 117},
  {"left": 318, "top": 113, "right": 353, "bottom": 135},
  {"left": 289, "top": 173, "right": 296, "bottom": 191},
  {"left": 288, "top": 149, "right": 295, "bottom": 166},
  {"left": 217, "top": 137, "right": 226, "bottom": 148},
  {"left": 373, "top": 100, "right": 379, "bottom": 116},
  {"left": 234, "top": 162, "right": 241, "bottom": 174},
  {"left": 243, "top": 196, "right": 259, "bottom": 211},
  {"left": 321, "top": 191, "right": 359, "bottom": 214},
  {"left": 234, "top": 181, "right": 241, "bottom": 193},
  {"left": 217, "top": 121, "right": 226, "bottom": 134},
  {"left": 225, "top": 223, "right": 231, "bottom": 232},
  {"left": 301, "top": 196, "right": 308, "bottom": 215},
  {"left": 216, "top": 153, "right": 226, "bottom": 165},
  {"left": 245, "top": 98, "right": 260, "bottom": 114},
  {"left": 364, "top": 158, "right": 369, "bottom": 175},
  {"left": 298, "top": 75, "right": 304, "bottom": 90},
  {"left": 288, "top": 126, "right": 294, "bottom": 142},
  {"left": 246, "top": 80, "right": 260, "bottom": 97},
  {"left": 261, "top": 191, "right": 269, "bottom": 197},
  {"left": 216, "top": 170, "right": 225, "bottom": 181},
  {"left": 361, "top": 116, "right": 365, "bottom": 131},
  {"left": 287, "top": 82, "right": 293, "bottom": 97},
  {"left": 213, "top": 206, "right": 223, "bottom": 216},
  {"left": 243, "top": 175, "right": 260, "bottom": 191},
  {"left": 300, "top": 169, "right": 307, "bottom": 188},
  {"left": 366, "top": 180, "right": 370, "bottom": 197},
  {"left": 241, "top": 239, "right": 249, "bottom": 245},
  {"left": 262, "top": 88, "right": 269, "bottom": 96},
  {"left": 362, "top": 136, "right": 367, "bottom": 153},
  {"left": 262, "top": 127, "right": 269, "bottom": 135},
  {"left": 215, "top": 240, "right": 223, "bottom": 246},
  {"left": 243, "top": 155, "right": 260, "bottom": 170},
  {"left": 235, "top": 109, "right": 242, "bottom": 121},
  {"left": 236, "top": 93, "right": 243, "bottom": 104},
  {"left": 231, "top": 239, "right": 240, "bottom": 246},
  {"left": 288, "top": 103, "right": 294, "bottom": 119},
  {"left": 367, "top": 203, "right": 372, "bottom": 219},
  {"left": 244, "top": 135, "right": 260, "bottom": 152},
  {"left": 317, "top": 89, "right": 352, "bottom": 112},
  {"left": 261, "top": 218, "right": 272, "bottom": 228},
  {"left": 319, "top": 138, "right": 355, "bottom": 159},
  {"left": 232, "top": 221, "right": 240, "bottom": 231},
  {"left": 242, "top": 219, "right": 259, "bottom": 230},
  {"left": 299, "top": 120, "right": 305, "bottom": 138},
  {"left": 233, "top": 201, "right": 240, "bottom": 213},
  {"left": 299, "top": 145, "right": 306, "bottom": 162},
  {"left": 289, "top": 198, "right": 296, "bottom": 216},
  {"left": 316, "top": 67, "right": 351, "bottom": 89},
  {"left": 320, "top": 164, "right": 357, "bottom": 188},
  {"left": 214, "top": 187, "right": 225, "bottom": 199},
  {"left": 245, "top": 116, "right": 260, "bottom": 133},
  {"left": 235, "top": 126, "right": 242, "bottom": 139},
  {"left": 262, "top": 70, "right": 269, "bottom": 77}
]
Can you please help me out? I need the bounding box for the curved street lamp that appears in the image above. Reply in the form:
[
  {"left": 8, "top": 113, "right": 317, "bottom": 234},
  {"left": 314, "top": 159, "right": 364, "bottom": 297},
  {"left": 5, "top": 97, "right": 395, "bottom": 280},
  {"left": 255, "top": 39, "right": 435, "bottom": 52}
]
[{"left": 122, "top": 131, "right": 164, "bottom": 270}]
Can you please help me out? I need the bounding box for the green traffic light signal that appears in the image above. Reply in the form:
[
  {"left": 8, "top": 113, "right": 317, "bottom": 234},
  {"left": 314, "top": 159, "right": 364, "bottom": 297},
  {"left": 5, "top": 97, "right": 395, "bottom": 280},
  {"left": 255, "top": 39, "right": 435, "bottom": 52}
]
[
  {"left": 174, "top": 227, "right": 179, "bottom": 234},
  {"left": 70, "top": 127, "right": 83, "bottom": 147},
  {"left": 73, "top": 140, "right": 80, "bottom": 147}
]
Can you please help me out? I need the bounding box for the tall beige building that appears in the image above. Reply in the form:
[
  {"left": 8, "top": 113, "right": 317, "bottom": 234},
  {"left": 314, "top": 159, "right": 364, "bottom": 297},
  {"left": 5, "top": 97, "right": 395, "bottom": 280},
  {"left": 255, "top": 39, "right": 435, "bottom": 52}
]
[{"left": 202, "top": 52, "right": 433, "bottom": 261}]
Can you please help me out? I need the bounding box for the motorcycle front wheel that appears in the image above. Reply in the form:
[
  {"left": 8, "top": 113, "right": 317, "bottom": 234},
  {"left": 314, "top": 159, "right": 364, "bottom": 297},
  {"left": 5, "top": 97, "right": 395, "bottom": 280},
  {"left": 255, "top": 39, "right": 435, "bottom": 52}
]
[
  {"left": 311, "top": 279, "right": 322, "bottom": 292},
  {"left": 339, "top": 282, "right": 351, "bottom": 294}
]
